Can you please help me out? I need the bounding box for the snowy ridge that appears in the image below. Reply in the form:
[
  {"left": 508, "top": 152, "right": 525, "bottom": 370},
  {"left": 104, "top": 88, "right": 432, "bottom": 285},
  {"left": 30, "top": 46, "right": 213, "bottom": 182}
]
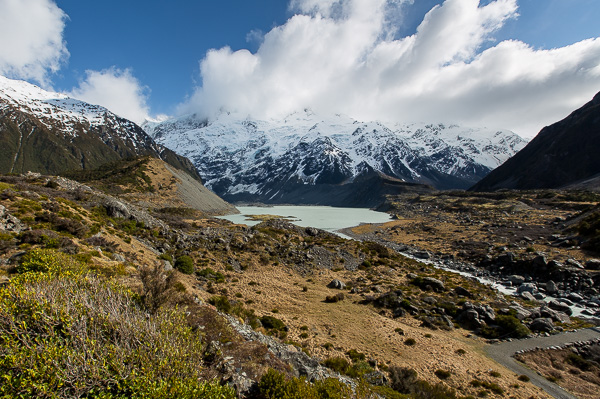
[
  {"left": 0, "top": 75, "right": 202, "bottom": 179},
  {"left": 0, "top": 75, "right": 146, "bottom": 147},
  {"left": 145, "top": 110, "right": 527, "bottom": 202}
]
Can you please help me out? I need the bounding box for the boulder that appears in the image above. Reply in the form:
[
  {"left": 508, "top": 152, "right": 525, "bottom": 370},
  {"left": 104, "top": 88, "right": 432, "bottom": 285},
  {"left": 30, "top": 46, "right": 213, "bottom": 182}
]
[
  {"left": 509, "top": 305, "right": 531, "bottom": 321},
  {"left": 508, "top": 275, "right": 526, "bottom": 285},
  {"left": 497, "top": 252, "right": 516, "bottom": 265},
  {"left": 458, "top": 308, "right": 483, "bottom": 328},
  {"left": 162, "top": 260, "right": 173, "bottom": 272},
  {"left": 567, "top": 292, "right": 584, "bottom": 302},
  {"left": 113, "top": 253, "right": 126, "bottom": 263},
  {"left": 101, "top": 198, "right": 131, "bottom": 219},
  {"left": 374, "top": 291, "right": 403, "bottom": 308},
  {"left": 529, "top": 318, "right": 554, "bottom": 333},
  {"left": 422, "top": 277, "right": 445, "bottom": 292},
  {"left": 517, "top": 283, "right": 537, "bottom": 294},
  {"left": 532, "top": 255, "right": 548, "bottom": 268},
  {"left": 414, "top": 251, "right": 432, "bottom": 260},
  {"left": 539, "top": 306, "right": 571, "bottom": 324},
  {"left": 585, "top": 259, "right": 600, "bottom": 270},
  {"left": 545, "top": 280, "right": 558, "bottom": 295},
  {"left": 520, "top": 291, "right": 537, "bottom": 302},
  {"left": 363, "top": 371, "right": 388, "bottom": 386},
  {"left": 454, "top": 286, "right": 473, "bottom": 297},
  {"left": 567, "top": 259, "right": 584, "bottom": 269},
  {"left": 0, "top": 205, "right": 27, "bottom": 233},
  {"left": 548, "top": 300, "right": 573, "bottom": 316},
  {"left": 327, "top": 279, "right": 346, "bottom": 290}
]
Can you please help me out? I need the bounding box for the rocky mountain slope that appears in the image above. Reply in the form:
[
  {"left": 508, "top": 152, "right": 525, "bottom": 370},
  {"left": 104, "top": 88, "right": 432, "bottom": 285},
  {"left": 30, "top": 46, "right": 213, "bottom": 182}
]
[
  {"left": 471, "top": 91, "right": 600, "bottom": 191},
  {"left": 144, "top": 111, "right": 526, "bottom": 206},
  {"left": 62, "top": 156, "right": 237, "bottom": 216},
  {"left": 0, "top": 75, "right": 199, "bottom": 180}
]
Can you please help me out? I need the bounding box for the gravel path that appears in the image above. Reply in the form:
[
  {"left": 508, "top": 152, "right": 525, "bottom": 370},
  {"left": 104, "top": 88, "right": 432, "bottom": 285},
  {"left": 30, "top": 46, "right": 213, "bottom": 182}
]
[{"left": 485, "top": 328, "right": 600, "bottom": 399}]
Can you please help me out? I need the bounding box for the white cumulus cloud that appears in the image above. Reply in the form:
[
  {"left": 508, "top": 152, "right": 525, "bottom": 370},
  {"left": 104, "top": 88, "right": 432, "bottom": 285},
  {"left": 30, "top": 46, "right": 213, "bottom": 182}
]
[
  {"left": 182, "top": 0, "right": 600, "bottom": 138},
  {"left": 0, "top": 0, "right": 69, "bottom": 87},
  {"left": 70, "top": 68, "right": 150, "bottom": 124}
]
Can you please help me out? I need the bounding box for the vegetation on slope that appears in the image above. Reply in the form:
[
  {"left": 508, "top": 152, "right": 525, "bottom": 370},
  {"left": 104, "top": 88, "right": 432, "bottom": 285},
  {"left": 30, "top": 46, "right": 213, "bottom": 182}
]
[
  {"left": 0, "top": 172, "right": 551, "bottom": 398},
  {"left": 0, "top": 249, "right": 236, "bottom": 398}
]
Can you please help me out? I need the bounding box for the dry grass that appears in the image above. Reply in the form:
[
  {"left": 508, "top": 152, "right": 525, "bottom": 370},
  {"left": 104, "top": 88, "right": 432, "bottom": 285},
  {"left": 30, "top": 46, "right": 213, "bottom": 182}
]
[{"left": 516, "top": 349, "right": 600, "bottom": 399}]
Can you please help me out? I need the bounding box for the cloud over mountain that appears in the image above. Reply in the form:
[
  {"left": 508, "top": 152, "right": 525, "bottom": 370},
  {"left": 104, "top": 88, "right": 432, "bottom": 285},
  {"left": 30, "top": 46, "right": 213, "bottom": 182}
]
[
  {"left": 0, "top": 0, "right": 69, "bottom": 86},
  {"left": 182, "top": 0, "right": 600, "bottom": 137},
  {"left": 69, "top": 68, "right": 150, "bottom": 124}
]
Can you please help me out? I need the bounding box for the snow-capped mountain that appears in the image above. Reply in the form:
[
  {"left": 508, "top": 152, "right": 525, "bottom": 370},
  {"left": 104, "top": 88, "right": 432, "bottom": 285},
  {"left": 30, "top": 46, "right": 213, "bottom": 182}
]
[
  {"left": 144, "top": 110, "right": 527, "bottom": 206},
  {"left": 0, "top": 75, "right": 199, "bottom": 179}
]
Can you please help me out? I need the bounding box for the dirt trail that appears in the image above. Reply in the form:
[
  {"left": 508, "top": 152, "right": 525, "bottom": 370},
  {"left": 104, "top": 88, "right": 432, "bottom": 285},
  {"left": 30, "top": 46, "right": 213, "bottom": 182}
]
[{"left": 485, "top": 328, "right": 600, "bottom": 399}]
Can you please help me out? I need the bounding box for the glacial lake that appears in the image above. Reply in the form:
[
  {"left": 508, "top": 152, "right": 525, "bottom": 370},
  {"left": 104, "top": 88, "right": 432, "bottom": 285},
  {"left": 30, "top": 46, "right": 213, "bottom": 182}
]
[{"left": 218, "top": 206, "right": 393, "bottom": 238}]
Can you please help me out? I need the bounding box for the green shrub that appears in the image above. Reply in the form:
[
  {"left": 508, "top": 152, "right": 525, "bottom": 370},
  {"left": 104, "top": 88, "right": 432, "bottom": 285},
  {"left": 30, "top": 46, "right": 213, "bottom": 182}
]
[
  {"left": 388, "top": 366, "right": 418, "bottom": 394},
  {"left": 0, "top": 272, "right": 235, "bottom": 398},
  {"left": 16, "top": 248, "right": 84, "bottom": 275},
  {"left": 196, "top": 267, "right": 225, "bottom": 282},
  {"left": 347, "top": 349, "right": 366, "bottom": 362},
  {"left": 174, "top": 255, "right": 195, "bottom": 274},
  {"left": 518, "top": 374, "right": 530, "bottom": 382},
  {"left": 435, "top": 369, "right": 451, "bottom": 379},
  {"left": 256, "top": 368, "right": 352, "bottom": 399},
  {"left": 404, "top": 338, "right": 416, "bottom": 346},
  {"left": 325, "top": 293, "right": 344, "bottom": 303},
  {"left": 323, "top": 357, "right": 350, "bottom": 374},
  {"left": 566, "top": 353, "right": 593, "bottom": 371},
  {"left": 480, "top": 315, "right": 530, "bottom": 339},
  {"left": 260, "top": 315, "right": 286, "bottom": 330},
  {"left": 208, "top": 295, "right": 232, "bottom": 313}
]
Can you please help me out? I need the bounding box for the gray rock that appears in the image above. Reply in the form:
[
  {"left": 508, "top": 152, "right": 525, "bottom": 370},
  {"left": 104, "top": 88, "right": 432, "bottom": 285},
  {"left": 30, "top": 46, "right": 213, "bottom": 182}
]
[
  {"left": 497, "top": 252, "right": 516, "bottom": 264},
  {"left": 517, "top": 283, "right": 537, "bottom": 294},
  {"left": 520, "top": 291, "right": 537, "bottom": 302},
  {"left": 101, "top": 198, "right": 131, "bottom": 219},
  {"left": 546, "top": 280, "right": 558, "bottom": 294},
  {"left": 532, "top": 255, "right": 548, "bottom": 268},
  {"left": 414, "top": 250, "right": 432, "bottom": 260},
  {"left": 508, "top": 275, "right": 526, "bottom": 285},
  {"left": 567, "top": 292, "right": 584, "bottom": 302},
  {"left": 539, "top": 306, "right": 571, "bottom": 324},
  {"left": 533, "top": 292, "right": 546, "bottom": 300},
  {"left": 363, "top": 371, "right": 388, "bottom": 386},
  {"left": 162, "top": 260, "right": 173, "bottom": 272},
  {"left": 529, "top": 318, "right": 554, "bottom": 333},
  {"left": 585, "top": 259, "right": 600, "bottom": 270},
  {"left": 423, "top": 296, "right": 437, "bottom": 305},
  {"left": 458, "top": 308, "right": 484, "bottom": 328},
  {"left": 113, "top": 253, "right": 126, "bottom": 262},
  {"left": 422, "top": 277, "right": 445, "bottom": 291},
  {"left": 327, "top": 279, "right": 346, "bottom": 290},
  {"left": 567, "top": 259, "right": 584, "bottom": 269},
  {"left": 548, "top": 300, "right": 573, "bottom": 316},
  {"left": 509, "top": 305, "right": 531, "bottom": 320},
  {"left": 477, "top": 304, "right": 496, "bottom": 323},
  {"left": 0, "top": 204, "right": 27, "bottom": 232},
  {"left": 454, "top": 286, "right": 472, "bottom": 297},
  {"left": 548, "top": 260, "right": 563, "bottom": 269}
]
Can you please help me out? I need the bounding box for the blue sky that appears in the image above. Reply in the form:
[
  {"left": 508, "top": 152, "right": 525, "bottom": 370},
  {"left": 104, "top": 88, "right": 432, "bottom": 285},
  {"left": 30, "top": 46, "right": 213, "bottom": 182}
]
[{"left": 1, "top": 0, "right": 600, "bottom": 137}]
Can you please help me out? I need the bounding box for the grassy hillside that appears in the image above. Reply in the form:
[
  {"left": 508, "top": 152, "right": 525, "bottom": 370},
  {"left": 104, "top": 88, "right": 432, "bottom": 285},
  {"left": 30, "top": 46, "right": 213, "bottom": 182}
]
[{"left": 0, "top": 172, "right": 556, "bottom": 398}]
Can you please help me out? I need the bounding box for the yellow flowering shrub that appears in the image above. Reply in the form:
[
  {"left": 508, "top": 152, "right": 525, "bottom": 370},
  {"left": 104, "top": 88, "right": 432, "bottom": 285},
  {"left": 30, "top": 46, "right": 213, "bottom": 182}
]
[{"left": 0, "top": 264, "right": 235, "bottom": 398}]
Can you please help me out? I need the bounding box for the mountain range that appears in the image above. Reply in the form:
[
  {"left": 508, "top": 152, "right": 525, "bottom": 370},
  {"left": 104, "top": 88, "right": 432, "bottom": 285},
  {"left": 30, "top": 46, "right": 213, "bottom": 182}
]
[{"left": 144, "top": 111, "right": 526, "bottom": 206}]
